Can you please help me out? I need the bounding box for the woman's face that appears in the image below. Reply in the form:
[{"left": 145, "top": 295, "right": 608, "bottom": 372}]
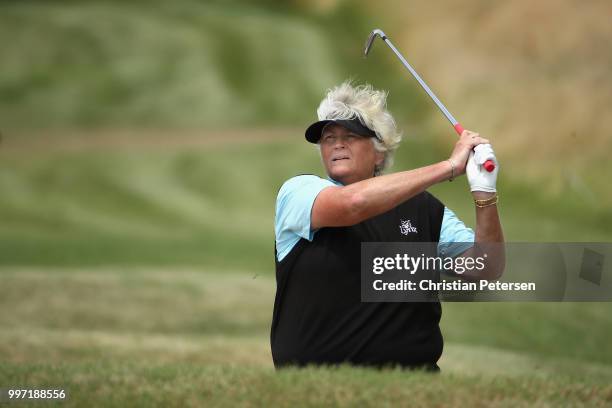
[{"left": 319, "top": 124, "right": 384, "bottom": 185}]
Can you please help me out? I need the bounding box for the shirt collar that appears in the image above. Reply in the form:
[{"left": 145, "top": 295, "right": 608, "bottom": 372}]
[{"left": 327, "top": 177, "right": 344, "bottom": 186}]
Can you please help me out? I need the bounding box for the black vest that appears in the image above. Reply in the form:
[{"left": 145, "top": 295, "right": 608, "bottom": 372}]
[{"left": 271, "top": 190, "right": 445, "bottom": 369}]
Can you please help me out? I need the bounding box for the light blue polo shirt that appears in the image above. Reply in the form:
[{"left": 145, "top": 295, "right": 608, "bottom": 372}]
[{"left": 275, "top": 175, "right": 475, "bottom": 262}]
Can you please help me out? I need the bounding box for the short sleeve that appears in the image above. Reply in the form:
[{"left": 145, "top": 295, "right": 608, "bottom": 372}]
[
  {"left": 275, "top": 175, "right": 336, "bottom": 261},
  {"left": 437, "top": 207, "right": 475, "bottom": 258}
]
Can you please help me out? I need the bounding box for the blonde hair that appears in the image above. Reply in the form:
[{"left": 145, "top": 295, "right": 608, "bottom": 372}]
[{"left": 316, "top": 80, "right": 402, "bottom": 175}]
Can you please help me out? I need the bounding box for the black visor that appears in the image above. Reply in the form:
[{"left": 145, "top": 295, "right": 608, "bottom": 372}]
[{"left": 305, "top": 119, "right": 378, "bottom": 143}]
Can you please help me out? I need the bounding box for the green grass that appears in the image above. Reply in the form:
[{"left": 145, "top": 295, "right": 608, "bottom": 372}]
[
  {"left": 2, "top": 1, "right": 611, "bottom": 405},
  {"left": 0, "top": 0, "right": 425, "bottom": 130},
  {"left": 2, "top": 0, "right": 611, "bottom": 209},
  {"left": 1, "top": 131, "right": 611, "bottom": 270},
  {"left": 1, "top": 268, "right": 611, "bottom": 406},
  {"left": 2, "top": 362, "right": 611, "bottom": 407},
  {"left": 0, "top": 1, "right": 333, "bottom": 127},
  {"left": 2, "top": 132, "right": 612, "bottom": 405}
]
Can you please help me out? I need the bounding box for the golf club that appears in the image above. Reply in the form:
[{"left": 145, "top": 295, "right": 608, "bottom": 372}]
[{"left": 364, "top": 28, "right": 495, "bottom": 172}]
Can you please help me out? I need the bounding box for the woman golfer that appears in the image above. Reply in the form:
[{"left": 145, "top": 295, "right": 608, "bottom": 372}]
[{"left": 271, "top": 81, "right": 504, "bottom": 370}]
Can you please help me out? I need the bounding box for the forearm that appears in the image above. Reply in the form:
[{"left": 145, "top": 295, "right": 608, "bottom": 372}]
[
  {"left": 343, "top": 161, "right": 452, "bottom": 224},
  {"left": 473, "top": 192, "right": 504, "bottom": 243},
  {"left": 457, "top": 193, "right": 505, "bottom": 280}
]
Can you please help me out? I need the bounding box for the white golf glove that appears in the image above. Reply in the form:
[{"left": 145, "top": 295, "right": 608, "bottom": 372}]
[{"left": 466, "top": 143, "right": 499, "bottom": 193}]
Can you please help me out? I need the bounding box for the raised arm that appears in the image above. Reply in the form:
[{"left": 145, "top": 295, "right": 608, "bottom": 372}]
[{"left": 312, "top": 130, "right": 491, "bottom": 230}]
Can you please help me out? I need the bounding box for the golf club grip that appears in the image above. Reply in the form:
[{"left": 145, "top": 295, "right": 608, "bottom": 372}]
[{"left": 453, "top": 123, "right": 496, "bottom": 172}]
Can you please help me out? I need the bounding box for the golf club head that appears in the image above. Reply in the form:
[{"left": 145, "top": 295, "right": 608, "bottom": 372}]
[{"left": 363, "top": 29, "right": 387, "bottom": 57}]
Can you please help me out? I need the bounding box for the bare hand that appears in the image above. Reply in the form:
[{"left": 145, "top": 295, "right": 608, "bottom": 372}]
[{"left": 448, "top": 130, "right": 490, "bottom": 176}]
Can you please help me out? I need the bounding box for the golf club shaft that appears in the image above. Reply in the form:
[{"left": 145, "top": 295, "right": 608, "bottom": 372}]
[
  {"left": 377, "top": 34, "right": 495, "bottom": 172},
  {"left": 381, "top": 37, "right": 461, "bottom": 132}
]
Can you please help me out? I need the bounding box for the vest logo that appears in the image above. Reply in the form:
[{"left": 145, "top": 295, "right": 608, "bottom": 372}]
[{"left": 399, "top": 219, "right": 418, "bottom": 235}]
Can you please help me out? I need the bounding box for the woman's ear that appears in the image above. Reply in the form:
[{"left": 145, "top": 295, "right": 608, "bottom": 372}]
[{"left": 375, "top": 151, "right": 385, "bottom": 168}]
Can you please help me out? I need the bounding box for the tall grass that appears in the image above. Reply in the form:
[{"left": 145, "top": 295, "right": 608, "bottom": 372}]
[
  {"left": 0, "top": 0, "right": 425, "bottom": 130},
  {"left": 1, "top": 267, "right": 611, "bottom": 406}
]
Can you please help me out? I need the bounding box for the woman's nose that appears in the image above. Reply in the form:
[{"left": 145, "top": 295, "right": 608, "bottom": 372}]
[{"left": 333, "top": 136, "right": 348, "bottom": 148}]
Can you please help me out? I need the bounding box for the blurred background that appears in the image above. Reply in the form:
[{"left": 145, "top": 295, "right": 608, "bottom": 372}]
[{"left": 1, "top": 0, "right": 611, "bottom": 405}]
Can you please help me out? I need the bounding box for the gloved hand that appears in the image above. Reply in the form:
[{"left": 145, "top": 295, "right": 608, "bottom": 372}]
[{"left": 466, "top": 143, "right": 499, "bottom": 192}]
